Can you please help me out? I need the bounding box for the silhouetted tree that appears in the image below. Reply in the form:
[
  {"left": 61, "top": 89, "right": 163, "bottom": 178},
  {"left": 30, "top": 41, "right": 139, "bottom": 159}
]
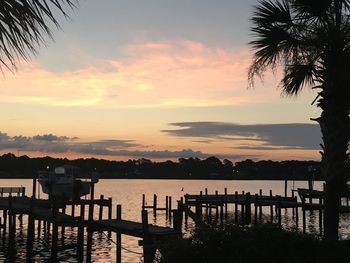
[
  {"left": 0, "top": 0, "right": 76, "bottom": 70},
  {"left": 249, "top": 0, "right": 350, "bottom": 240}
]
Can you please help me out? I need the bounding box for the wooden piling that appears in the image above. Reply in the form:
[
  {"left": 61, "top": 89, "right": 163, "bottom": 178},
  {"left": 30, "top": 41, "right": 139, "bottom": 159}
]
[
  {"left": 258, "top": 189, "right": 263, "bottom": 222},
  {"left": 61, "top": 206, "right": 66, "bottom": 240},
  {"left": 51, "top": 202, "right": 58, "bottom": 262},
  {"left": 269, "top": 190, "right": 273, "bottom": 223},
  {"left": 153, "top": 194, "right": 157, "bottom": 217},
  {"left": 3, "top": 209, "right": 7, "bottom": 235},
  {"left": 165, "top": 196, "right": 169, "bottom": 217},
  {"left": 277, "top": 195, "right": 282, "bottom": 227},
  {"left": 245, "top": 192, "right": 251, "bottom": 225},
  {"left": 8, "top": 196, "right": 15, "bottom": 258},
  {"left": 142, "top": 210, "right": 154, "bottom": 263},
  {"left": 234, "top": 191, "right": 238, "bottom": 223},
  {"left": 86, "top": 195, "right": 95, "bottom": 262},
  {"left": 220, "top": 196, "right": 224, "bottom": 227},
  {"left": 108, "top": 197, "right": 113, "bottom": 237},
  {"left": 77, "top": 204, "right": 85, "bottom": 262},
  {"left": 284, "top": 180, "right": 288, "bottom": 197},
  {"left": 174, "top": 201, "right": 183, "bottom": 233},
  {"left": 116, "top": 205, "right": 122, "bottom": 263},
  {"left": 254, "top": 194, "right": 258, "bottom": 225},
  {"left": 99, "top": 195, "right": 104, "bottom": 220},
  {"left": 32, "top": 177, "right": 37, "bottom": 198},
  {"left": 224, "top": 188, "right": 228, "bottom": 213},
  {"left": 142, "top": 194, "right": 146, "bottom": 210},
  {"left": 319, "top": 197, "right": 323, "bottom": 234}
]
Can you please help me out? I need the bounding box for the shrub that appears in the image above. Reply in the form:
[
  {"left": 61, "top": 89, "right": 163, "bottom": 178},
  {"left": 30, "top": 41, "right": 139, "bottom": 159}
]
[{"left": 157, "top": 224, "right": 350, "bottom": 263}]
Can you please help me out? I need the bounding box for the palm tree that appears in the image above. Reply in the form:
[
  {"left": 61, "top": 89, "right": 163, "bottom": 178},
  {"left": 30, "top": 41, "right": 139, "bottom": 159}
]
[
  {"left": 249, "top": 0, "right": 350, "bottom": 241},
  {"left": 0, "top": 0, "right": 76, "bottom": 70}
]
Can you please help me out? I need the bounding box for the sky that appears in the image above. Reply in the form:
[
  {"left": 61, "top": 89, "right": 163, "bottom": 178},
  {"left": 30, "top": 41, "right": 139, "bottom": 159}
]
[{"left": 0, "top": 0, "right": 323, "bottom": 162}]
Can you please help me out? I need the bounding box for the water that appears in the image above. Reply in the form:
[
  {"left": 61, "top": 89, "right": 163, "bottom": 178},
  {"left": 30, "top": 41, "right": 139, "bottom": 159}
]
[{"left": 0, "top": 179, "right": 349, "bottom": 262}]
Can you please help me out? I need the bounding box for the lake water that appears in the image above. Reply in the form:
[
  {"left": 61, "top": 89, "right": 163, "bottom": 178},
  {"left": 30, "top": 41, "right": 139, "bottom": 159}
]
[{"left": 0, "top": 179, "right": 349, "bottom": 262}]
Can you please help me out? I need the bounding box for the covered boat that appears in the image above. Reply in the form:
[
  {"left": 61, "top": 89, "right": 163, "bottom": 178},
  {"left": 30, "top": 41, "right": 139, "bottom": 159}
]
[{"left": 38, "top": 165, "right": 98, "bottom": 200}]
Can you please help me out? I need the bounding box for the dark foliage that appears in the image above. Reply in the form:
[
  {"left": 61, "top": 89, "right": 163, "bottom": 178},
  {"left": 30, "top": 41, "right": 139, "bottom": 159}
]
[{"left": 157, "top": 224, "right": 350, "bottom": 263}]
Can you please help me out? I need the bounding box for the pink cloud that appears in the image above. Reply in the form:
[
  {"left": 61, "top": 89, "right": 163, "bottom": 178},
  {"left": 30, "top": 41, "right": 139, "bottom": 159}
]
[{"left": 0, "top": 40, "right": 282, "bottom": 108}]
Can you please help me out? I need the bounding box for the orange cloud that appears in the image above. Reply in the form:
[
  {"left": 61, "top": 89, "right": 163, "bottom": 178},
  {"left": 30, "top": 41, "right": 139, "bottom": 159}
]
[{"left": 0, "top": 41, "right": 279, "bottom": 108}]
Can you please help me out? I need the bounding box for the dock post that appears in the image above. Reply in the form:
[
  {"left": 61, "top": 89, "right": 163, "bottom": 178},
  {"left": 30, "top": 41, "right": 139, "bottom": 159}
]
[
  {"left": 142, "top": 194, "right": 146, "bottom": 210},
  {"left": 215, "top": 191, "right": 219, "bottom": 217},
  {"left": 292, "top": 189, "right": 295, "bottom": 218},
  {"left": 86, "top": 192, "right": 95, "bottom": 262},
  {"left": 37, "top": 219, "right": 41, "bottom": 238},
  {"left": 195, "top": 199, "right": 202, "bottom": 217},
  {"left": 284, "top": 180, "right": 288, "bottom": 197},
  {"left": 277, "top": 196, "right": 282, "bottom": 227},
  {"left": 8, "top": 196, "right": 15, "bottom": 258},
  {"left": 71, "top": 204, "right": 75, "bottom": 224},
  {"left": 302, "top": 198, "right": 306, "bottom": 233},
  {"left": 165, "top": 196, "right": 169, "bottom": 217},
  {"left": 142, "top": 210, "right": 154, "bottom": 263},
  {"left": 254, "top": 194, "right": 258, "bottom": 225},
  {"left": 224, "top": 188, "right": 228, "bottom": 214},
  {"left": 32, "top": 176, "right": 37, "bottom": 198},
  {"left": 295, "top": 200, "right": 299, "bottom": 228},
  {"left": 319, "top": 197, "right": 323, "bottom": 235},
  {"left": 241, "top": 191, "right": 245, "bottom": 223},
  {"left": 308, "top": 179, "right": 313, "bottom": 204},
  {"left": 51, "top": 202, "right": 58, "bottom": 262},
  {"left": 205, "top": 188, "right": 209, "bottom": 213},
  {"left": 220, "top": 196, "right": 224, "bottom": 227},
  {"left": 168, "top": 196, "right": 172, "bottom": 220},
  {"left": 61, "top": 206, "right": 66, "bottom": 241},
  {"left": 245, "top": 192, "right": 251, "bottom": 225},
  {"left": 153, "top": 194, "right": 157, "bottom": 217},
  {"left": 259, "top": 189, "right": 263, "bottom": 222},
  {"left": 77, "top": 204, "right": 85, "bottom": 262},
  {"left": 108, "top": 197, "right": 112, "bottom": 237},
  {"left": 174, "top": 206, "right": 183, "bottom": 233},
  {"left": 116, "top": 205, "right": 122, "bottom": 263},
  {"left": 269, "top": 190, "right": 274, "bottom": 223},
  {"left": 27, "top": 197, "right": 35, "bottom": 260},
  {"left": 3, "top": 209, "right": 7, "bottom": 235},
  {"left": 183, "top": 196, "right": 189, "bottom": 227},
  {"left": 234, "top": 191, "right": 238, "bottom": 223},
  {"left": 99, "top": 195, "right": 104, "bottom": 220}
]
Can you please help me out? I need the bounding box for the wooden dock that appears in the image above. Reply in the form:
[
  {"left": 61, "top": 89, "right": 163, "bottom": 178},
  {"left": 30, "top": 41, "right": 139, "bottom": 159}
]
[
  {"left": 0, "top": 184, "right": 181, "bottom": 263},
  {"left": 180, "top": 187, "right": 350, "bottom": 235}
]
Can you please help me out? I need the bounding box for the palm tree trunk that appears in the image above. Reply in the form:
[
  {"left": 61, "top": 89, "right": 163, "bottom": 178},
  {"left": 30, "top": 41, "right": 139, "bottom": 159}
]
[{"left": 320, "top": 104, "right": 350, "bottom": 241}]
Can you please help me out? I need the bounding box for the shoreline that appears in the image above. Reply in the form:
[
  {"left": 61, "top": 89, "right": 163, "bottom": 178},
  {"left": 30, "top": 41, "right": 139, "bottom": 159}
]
[{"left": 0, "top": 175, "right": 325, "bottom": 181}]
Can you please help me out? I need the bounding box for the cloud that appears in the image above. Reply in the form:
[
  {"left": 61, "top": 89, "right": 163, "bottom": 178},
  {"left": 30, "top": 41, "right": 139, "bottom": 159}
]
[
  {"left": 0, "top": 131, "right": 244, "bottom": 160},
  {"left": 32, "top": 134, "right": 71, "bottom": 142},
  {"left": 163, "top": 122, "right": 321, "bottom": 150},
  {"left": 0, "top": 41, "right": 276, "bottom": 109}
]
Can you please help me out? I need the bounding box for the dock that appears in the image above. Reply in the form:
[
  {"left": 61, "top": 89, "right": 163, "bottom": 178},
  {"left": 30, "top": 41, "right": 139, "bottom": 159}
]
[{"left": 0, "top": 182, "right": 182, "bottom": 263}]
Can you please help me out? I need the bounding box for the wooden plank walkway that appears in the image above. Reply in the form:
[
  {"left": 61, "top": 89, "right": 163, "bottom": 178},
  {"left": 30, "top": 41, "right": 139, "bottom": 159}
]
[
  {"left": 93, "top": 219, "right": 177, "bottom": 238},
  {"left": 185, "top": 193, "right": 300, "bottom": 208}
]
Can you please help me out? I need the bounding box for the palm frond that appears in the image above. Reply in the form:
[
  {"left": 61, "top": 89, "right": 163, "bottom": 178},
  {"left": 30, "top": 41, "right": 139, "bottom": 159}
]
[
  {"left": 281, "top": 62, "right": 317, "bottom": 95},
  {"left": 0, "top": 0, "right": 77, "bottom": 70},
  {"left": 291, "top": 0, "right": 332, "bottom": 21},
  {"left": 252, "top": 0, "right": 293, "bottom": 27}
]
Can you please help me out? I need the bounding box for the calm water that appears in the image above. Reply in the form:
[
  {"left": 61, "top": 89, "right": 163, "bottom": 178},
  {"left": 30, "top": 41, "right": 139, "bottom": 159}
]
[{"left": 0, "top": 179, "right": 349, "bottom": 262}]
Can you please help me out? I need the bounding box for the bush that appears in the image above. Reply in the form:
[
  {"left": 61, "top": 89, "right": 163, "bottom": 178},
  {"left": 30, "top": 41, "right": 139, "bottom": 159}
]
[{"left": 157, "top": 224, "right": 350, "bottom": 263}]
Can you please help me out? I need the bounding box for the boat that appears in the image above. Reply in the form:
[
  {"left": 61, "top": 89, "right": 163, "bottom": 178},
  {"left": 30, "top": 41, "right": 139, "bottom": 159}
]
[{"left": 38, "top": 165, "right": 99, "bottom": 200}]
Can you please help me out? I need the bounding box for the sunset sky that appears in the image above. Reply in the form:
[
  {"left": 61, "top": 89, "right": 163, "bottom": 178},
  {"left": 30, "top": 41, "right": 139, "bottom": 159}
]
[{"left": 0, "top": 0, "right": 322, "bottom": 162}]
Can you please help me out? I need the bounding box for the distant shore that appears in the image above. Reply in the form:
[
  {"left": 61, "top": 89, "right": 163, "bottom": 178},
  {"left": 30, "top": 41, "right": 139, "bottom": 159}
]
[{"left": 0, "top": 174, "right": 324, "bottom": 181}]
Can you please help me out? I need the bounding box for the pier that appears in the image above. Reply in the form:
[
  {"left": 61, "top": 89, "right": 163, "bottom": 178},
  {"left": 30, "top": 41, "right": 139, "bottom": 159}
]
[
  {"left": 0, "top": 184, "right": 181, "bottom": 263},
  {"left": 1, "top": 181, "right": 350, "bottom": 262}
]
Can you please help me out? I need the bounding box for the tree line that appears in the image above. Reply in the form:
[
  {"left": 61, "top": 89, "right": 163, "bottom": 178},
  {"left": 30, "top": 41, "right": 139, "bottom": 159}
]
[{"left": 0, "top": 153, "right": 331, "bottom": 180}]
